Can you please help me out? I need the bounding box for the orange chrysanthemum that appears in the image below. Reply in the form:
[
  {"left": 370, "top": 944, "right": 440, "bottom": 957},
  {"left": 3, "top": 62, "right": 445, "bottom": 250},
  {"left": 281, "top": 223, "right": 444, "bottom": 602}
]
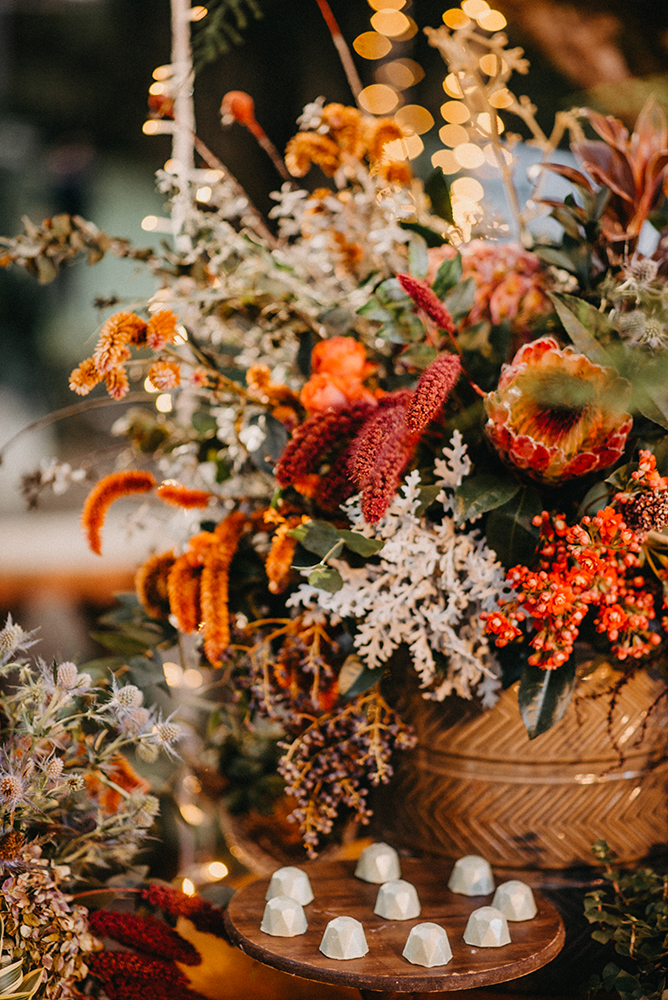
[
  {"left": 104, "top": 367, "right": 130, "bottom": 400},
  {"left": 167, "top": 552, "right": 204, "bottom": 634},
  {"left": 285, "top": 133, "right": 341, "bottom": 177},
  {"left": 378, "top": 160, "right": 412, "bottom": 186},
  {"left": 69, "top": 358, "right": 103, "bottom": 396},
  {"left": 148, "top": 361, "right": 181, "bottom": 391},
  {"left": 81, "top": 470, "right": 157, "bottom": 555},
  {"left": 246, "top": 364, "right": 300, "bottom": 407},
  {"left": 135, "top": 549, "right": 175, "bottom": 619},
  {"left": 321, "top": 103, "right": 366, "bottom": 159},
  {"left": 86, "top": 754, "right": 151, "bottom": 814},
  {"left": 155, "top": 481, "right": 213, "bottom": 509},
  {"left": 93, "top": 312, "right": 146, "bottom": 374},
  {"left": 146, "top": 310, "right": 178, "bottom": 350}
]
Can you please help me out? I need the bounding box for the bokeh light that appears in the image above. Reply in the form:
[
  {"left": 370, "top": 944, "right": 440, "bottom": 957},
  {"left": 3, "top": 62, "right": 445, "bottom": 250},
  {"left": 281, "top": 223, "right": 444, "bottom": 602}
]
[
  {"left": 489, "top": 88, "right": 513, "bottom": 108},
  {"left": 155, "top": 393, "right": 173, "bottom": 413},
  {"left": 182, "top": 878, "right": 196, "bottom": 895},
  {"left": 376, "top": 58, "right": 423, "bottom": 90},
  {"left": 451, "top": 176, "right": 484, "bottom": 202},
  {"left": 431, "top": 149, "right": 460, "bottom": 174},
  {"left": 476, "top": 112, "right": 504, "bottom": 135},
  {"left": 359, "top": 84, "right": 399, "bottom": 114},
  {"left": 479, "top": 53, "right": 507, "bottom": 76},
  {"left": 441, "top": 100, "right": 470, "bottom": 124},
  {"left": 189, "top": 6, "right": 208, "bottom": 21},
  {"left": 454, "top": 143, "right": 486, "bottom": 168},
  {"left": 370, "top": 10, "right": 411, "bottom": 37},
  {"left": 442, "top": 8, "right": 470, "bottom": 28},
  {"left": 208, "top": 862, "right": 229, "bottom": 879},
  {"left": 368, "top": 0, "right": 406, "bottom": 8},
  {"left": 353, "top": 31, "right": 392, "bottom": 59},
  {"left": 152, "top": 64, "right": 173, "bottom": 81},
  {"left": 478, "top": 9, "right": 507, "bottom": 30},
  {"left": 395, "top": 105, "right": 434, "bottom": 135},
  {"left": 461, "top": 0, "right": 490, "bottom": 16},
  {"left": 384, "top": 134, "right": 424, "bottom": 160},
  {"left": 443, "top": 73, "right": 464, "bottom": 98},
  {"left": 439, "top": 123, "right": 469, "bottom": 147}
]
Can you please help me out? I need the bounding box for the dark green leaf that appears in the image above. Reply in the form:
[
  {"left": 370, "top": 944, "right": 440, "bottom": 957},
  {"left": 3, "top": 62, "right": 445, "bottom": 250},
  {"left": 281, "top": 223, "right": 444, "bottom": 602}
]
[
  {"left": 454, "top": 474, "right": 520, "bottom": 524},
  {"left": 338, "top": 655, "right": 381, "bottom": 699},
  {"left": 357, "top": 301, "right": 393, "bottom": 322},
  {"left": 398, "top": 221, "right": 448, "bottom": 247},
  {"left": 577, "top": 480, "right": 612, "bottom": 519},
  {"left": 532, "top": 245, "right": 578, "bottom": 272},
  {"left": 308, "top": 565, "right": 344, "bottom": 593},
  {"left": 431, "top": 252, "right": 462, "bottom": 299},
  {"left": 549, "top": 293, "right": 613, "bottom": 366},
  {"left": 518, "top": 656, "right": 577, "bottom": 739},
  {"left": 192, "top": 410, "right": 218, "bottom": 435},
  {"left": 425, "top": 168, "right": 454, "bottom": 223},
  {"left": 337, "top": 530, "right": 384, "bottom": 557},
  {"left": 485, "top": 487, "right": 542, "bottom": 567},
  {"left": 399, "top": 343, "right": 438, "bottom": 370},
  {"left": 443, "top": 276, "right": 476, "bottom": 320},
  {"left": 290, "top": 520, "right": 341, "bottom": 558},
  {"left": 416, "top": 484, "right": 442, "bottom": 516},
  {"left": 407, "top": 234, "right": 429, "bottom": 278},
  {"left": 89, "top": 632, "right": 151, "bottom": 657}
]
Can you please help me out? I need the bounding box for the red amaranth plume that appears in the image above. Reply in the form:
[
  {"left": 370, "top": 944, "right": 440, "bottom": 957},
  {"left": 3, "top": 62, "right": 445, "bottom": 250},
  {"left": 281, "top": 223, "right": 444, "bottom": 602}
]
[
  {"left": 87, "top": 910, "right": 200, "bottom": 965},
  {"left": 347, "top": 390, "right": 413, "bottom": 487},
  {"left": 87, "top": 952, "right": 207, "bottom": 1000},
  {"left": 359, "top": 402, "right": 419, "bottom": 523},
  {"left": 140, "top": 884, "right": 228, "bottom": 937},
  {"left": 397, "top": 273, "right": 456, "bottom": 333},
  {"left": 275, "top": 401, "right": 375, "bottom": 487},
  {"left": 406, "top": 353, "right": 461, "bottom": 433}
]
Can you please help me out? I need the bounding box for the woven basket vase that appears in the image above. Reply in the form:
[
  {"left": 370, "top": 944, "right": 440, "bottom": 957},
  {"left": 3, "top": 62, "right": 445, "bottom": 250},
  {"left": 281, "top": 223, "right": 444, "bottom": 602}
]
[{"left": 375, "top": 660, "right": 668, "bottom": 870}]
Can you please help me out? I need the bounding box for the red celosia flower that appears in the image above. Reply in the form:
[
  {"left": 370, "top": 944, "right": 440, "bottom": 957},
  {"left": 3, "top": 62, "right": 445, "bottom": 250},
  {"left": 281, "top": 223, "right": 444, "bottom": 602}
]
[
  {"left": 406, "top": 353, "right": 461, "bottom": 433},
  {"left": 275, "top": 401, "right": 375, "bottom": 487},
  {"left": 397, "top": 273, "right": 456, "bottom": 333},
  {"left": 483, "top": 337, "right": 632, "bottom": 485},
  {"left": 81, "top": 470, "right": 157, "bottom": 555},
  {"left": 140, "top": 884, "right": 228, "bottom": 937},
  {"left": 87, "top": 951, "right": 206, "bottom": 1000},
  {"left": 87, "top": 910, "right": 200, "bottom": 965}
]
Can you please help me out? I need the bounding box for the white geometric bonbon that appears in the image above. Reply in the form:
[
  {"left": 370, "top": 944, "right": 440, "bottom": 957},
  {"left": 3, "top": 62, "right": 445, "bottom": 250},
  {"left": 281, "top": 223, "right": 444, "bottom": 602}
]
[
  {"left": 265, "top": 866, "right": 314, "bottom": 906},
  {"left": 447, "top": 855, "right": 495, "bottom": 896},
  {"left": 402, "top": 923, "right": 453, "bottom": 967},
  {"left": 463, "top": 906, "right": 511, "bottom": 947},
  {"left": 319, "top": 916, "right": 369, "bottom": 960},
  {"left": 492, "top": 880, "right": 537, "bottom": 921},
  {"left": 374, "top": 879, "right": 421, "bottom": 920},
  {"left": 354, "top": 842, "right": 401, "bottom": 883},
  {"left": 260, "top": 895, "right": 308, "bottom": 937}
]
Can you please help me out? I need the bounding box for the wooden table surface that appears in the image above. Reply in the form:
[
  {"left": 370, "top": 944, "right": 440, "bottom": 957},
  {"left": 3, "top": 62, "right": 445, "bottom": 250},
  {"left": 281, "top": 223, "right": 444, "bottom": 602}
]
[{"left": 224, "top": 858, "right": 565, "bottom": 997}]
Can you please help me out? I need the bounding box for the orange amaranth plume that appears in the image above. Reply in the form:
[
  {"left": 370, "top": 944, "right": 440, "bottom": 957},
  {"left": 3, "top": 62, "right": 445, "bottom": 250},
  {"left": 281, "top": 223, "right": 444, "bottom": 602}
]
[
  {"left": 82, "top": 471, "right": 156, "bottom": 555},
  {"left": 156, "top": 481, "right": 213, "bottom": 509}
]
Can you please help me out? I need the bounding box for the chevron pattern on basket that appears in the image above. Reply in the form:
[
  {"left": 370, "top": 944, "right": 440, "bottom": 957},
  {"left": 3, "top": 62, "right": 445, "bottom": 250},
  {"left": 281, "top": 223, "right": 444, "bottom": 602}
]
[{"left": 377, "top": 663, "right": 668, "bottom": 869}]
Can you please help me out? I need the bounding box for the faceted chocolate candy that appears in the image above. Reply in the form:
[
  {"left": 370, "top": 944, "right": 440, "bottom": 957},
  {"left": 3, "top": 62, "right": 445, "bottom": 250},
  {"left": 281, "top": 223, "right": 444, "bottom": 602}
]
[
  {"left": 265, "top": 866, "right": 314, "bottom": 906},
  {"left": 354, "top": 842, "right": 401, "bottom": 883},
  {"left": 319, "top": 916, "right": 369, "bottom": 960},
  {"left": 463, "top": 905, "right": 511, "bottom": 947},
  {"left": 447, "top": 855, "right": 495, "bottom": 896},
  {"left": 260, "top": 895, "right": 307, "bottom": 937},
  {"left": 492, "top": 880, "right": 537, "bottom": 921},
  {"left": 403, "top": 923, "right": 453, "bottom": 967},
  {"left": 374, "top": 879, "right": 421, "bottom": 920}
]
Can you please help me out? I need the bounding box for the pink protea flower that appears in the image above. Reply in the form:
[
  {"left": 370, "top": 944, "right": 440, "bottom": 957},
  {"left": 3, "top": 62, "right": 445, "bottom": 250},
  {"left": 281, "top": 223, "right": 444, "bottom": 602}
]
[{"left": 483, "top": 337, "right": 632, "bottom": 485}]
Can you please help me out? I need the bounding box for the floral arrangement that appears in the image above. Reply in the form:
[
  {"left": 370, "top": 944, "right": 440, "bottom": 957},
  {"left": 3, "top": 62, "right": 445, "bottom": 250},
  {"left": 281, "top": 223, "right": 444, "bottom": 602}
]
[{"left": 4, "top": 2, "right": 668, "bottom": 863}]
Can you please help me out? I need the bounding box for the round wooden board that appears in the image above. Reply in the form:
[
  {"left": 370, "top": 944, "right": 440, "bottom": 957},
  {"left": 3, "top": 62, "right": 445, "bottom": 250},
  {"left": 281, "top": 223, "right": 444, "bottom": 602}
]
[{"left": 224, "top": 858, "right": 565, "bottom": 994}]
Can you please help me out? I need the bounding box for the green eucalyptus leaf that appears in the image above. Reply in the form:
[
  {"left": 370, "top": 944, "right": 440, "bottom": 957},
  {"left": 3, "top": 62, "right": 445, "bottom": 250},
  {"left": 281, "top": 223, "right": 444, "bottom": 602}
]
[
  {"left": 338, "top": 654, "right": 381, "bottom": 699},
  {"left": 290, "top": 519, "right": 341, "bottom": 558},
  {"left": 407, "top": 234, "right": 429, "bottom": 278},
  {"left": 443, "top": 276, "right": 476, "bottom": 320},
  {"left": 518, "top": 656, "right": 577, "bottom": 739},
  {"left": 89, "top": 632, "right": 151, "bottom": 657},
  {"left": 425, "top": 168, "right": 454, "bottom": 223},
  {"left": 308, "top": 565, "right": 344, "bottom": 593},
  {"left": 416, "top": 483, "right": 442, "bottom": 516},
  {"left": 454, "top": 474, "right": 520, "bottom": 524},
  {"left": 484, "top": 487, "right": 542, "bottom": 567},
  {"left": 398, "top": 220, "right": 448, "bottom": 247},
  {"left": 337, "top": 530, "right": 384, "bottom": 557},
  {"left": 549, "top": 293, "right": 613, "bottom": 366},
  {"left": 432, "top": 252, "right": 462, "bottom": 298}
]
